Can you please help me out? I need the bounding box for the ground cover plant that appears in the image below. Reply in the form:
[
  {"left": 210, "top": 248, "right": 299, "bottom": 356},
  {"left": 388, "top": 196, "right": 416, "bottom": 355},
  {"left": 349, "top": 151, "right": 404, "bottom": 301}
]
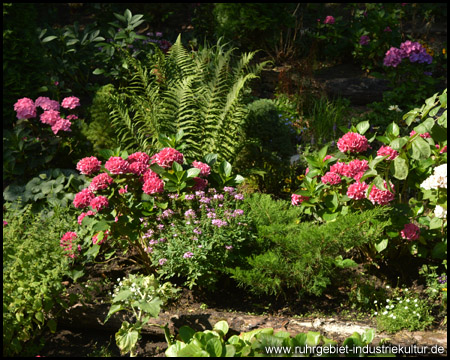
[{"left": 3, "top": 3, "right": 447, "bottom": 357}]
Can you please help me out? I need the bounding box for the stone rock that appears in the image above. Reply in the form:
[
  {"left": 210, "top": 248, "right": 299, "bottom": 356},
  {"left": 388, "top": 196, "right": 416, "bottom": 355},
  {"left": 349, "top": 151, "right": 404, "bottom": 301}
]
[{"left": 325, "top": 77, "right": 391, "bottom": 105}]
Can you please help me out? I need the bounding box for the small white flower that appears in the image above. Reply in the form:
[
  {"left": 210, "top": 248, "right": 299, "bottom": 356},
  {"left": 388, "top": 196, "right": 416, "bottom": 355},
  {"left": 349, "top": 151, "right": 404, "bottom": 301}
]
[
  {"left": 399, "top": 300, "right": 403, "bottom": 304},
  {"left": 374, "top": 300, "right": 378, "bottom": 304},
  {"left": 390, "top": 305, "right": 395, "bottom": 309},
  {"left": 386, "top": 299, "right": 390, "bottom": 303},
  {"left": 382, "top": 311, "right": 388, "bottom": 315},
  {"left": 374, "top": 312, "right": 378, "bottom": 315},
  {"left": 386, "top": 305, "right": 390, "bottom": 309},
  {"left": 405, "top": 306, "right": 408, "bottom": 309},
  {"left": 406, "top": 299, "right": 410, "bottom": 302},
  {"left": 404, "top": 288, "right": 408, "bottom": 292},
  {"left": 396, "top": 297, "right": 401, "bottom": 301},
  {"left": 386, "top": 285, "right": 390, "bottom": 289},
  {"left": 414, "top": 299, "right": 418, "bottom": 303},
  {"left": 393, "top": 316, "right": 397, "bottom": 319}
]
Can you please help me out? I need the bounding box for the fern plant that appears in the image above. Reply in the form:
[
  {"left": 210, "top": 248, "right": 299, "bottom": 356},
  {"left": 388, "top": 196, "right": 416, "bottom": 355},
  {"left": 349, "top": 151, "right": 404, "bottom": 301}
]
[{"left": 106, "top": 35, "right": 269, "bottom": 162}]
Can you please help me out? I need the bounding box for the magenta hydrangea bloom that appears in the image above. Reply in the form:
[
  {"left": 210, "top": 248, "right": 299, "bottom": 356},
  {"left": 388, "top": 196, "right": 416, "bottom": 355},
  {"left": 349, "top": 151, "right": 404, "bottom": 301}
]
[
  {"left": 291, "top": 193, "right": 309, "bottom": 206},
  {"left": 368, "top": 181, "right": 395, "bottom": 205},
  {"left": 377, "top": 145, "right": 399, "bottom": 160},
  {"left": 321, "top": 171, "right": 342, "bottom": 185},
  {"left": 35, "top": 96, "right": 60, "bottom": 111},
  {"left": 150, "top": 147, "right": 184, "bottom": 168},
  {"left": 51, "top": 118, "right": 72, "bottom": 134},
  {"left": 142, "top": 176, "right": 164, "bottom": 194},
  {"left": 129, "top": 161, "right": 149, "bottom": 175},
  {"left": 192, "top": 177, "right": 208, "bottom": 191},
  {"left": 73, "top": 188, "right": 95, "bottom": 209},
  {"left": 400, "top": 223, "right": 420, "bottom": 241},
  {"left": 127, "top": 151, "right": 150, "bottom": 164},
  {"left": 359, "top": 35, "right": 370, "bottom": 46},
  {"left": 61, "top": 96, "right": 81, "bottom": 109},
  {"left": 90, "top": 196, "right": 109, "bottom": 212},
  {"left": 323, "top": 15, "right": 335, "bottom": 24},
  {"left": 192, "top": 161, "right": 211, "bottom": 177},
  {"left": 346, "top": 159, "right": 369, "bottom": 179},
  {"left": 40, "top": 110, "right": 61, "bottom": 126},
  {"left": 347, "top": 181, "right": 369, "bottom": 200},
  {"left": 383, "top": 47, "right": 404, "bottom": 67},
  {"left": 14, "top": 97, "right": 36, "bottom": 119},
  {"left": 330, "top": 161, "right": 348, "bottom": 176},
  {"left": 142, "top": 169, "right": 159, "bottom": 183},
  {"left": 60, "top": 231, "right": 78, "bottom": 257},
  {"left": 76, "top": 156, "right": 102, "bottom": 175},
  {"left": 105, "top": 156, "right": 130, "bottom": 174},
  {"left": 88, "top": 173, "right": 114, "bottom": 191},
  {"left": 337, "top": 132, "right": 369, "bottom": 154}
]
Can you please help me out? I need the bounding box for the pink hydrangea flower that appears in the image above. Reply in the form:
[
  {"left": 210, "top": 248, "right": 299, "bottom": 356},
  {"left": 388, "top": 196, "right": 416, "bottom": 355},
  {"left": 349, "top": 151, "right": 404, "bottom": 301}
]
[
  {"left": 66, "top": 114, "right": 78, "bottom": 121},
  {"left": 192, "top": 177, "right": 208, "bottom": 191},
  {"left": 347, "top": 181, "right": 369, "bottom": 200},
  {"left": 73, "top": 188, "right": 95, "bottom": 209},
  {"left": 150, "top": 147, "right": 184, "bottom": 168},
  {"left": 14, "top": 97, "right": 36, "bottom": 119},
  {"left": 35, "top": 96, "right": 60, "bottom": 111},
  {"left": 88, "top": 173, "right": 114, "bottom": 191},
  {"left": 92, "top": 230, "right": 109, "bottom": 245},
  {"left": 127, "top": 151, "right": 150, "bottom": 164},
  {"left": 183, "top": 251, "right": 194, "bottom": 259},
  {"left": 90, "top": 196, "right": 109, "bottom": 212},
  {"left": 410, "top": 130, "right": 431, "bottom": 138},
  {"left": 291, "top": 193, "right": 309, "bottom": 206},
  {"left": 321, "top": 171, "right": 342, "bottom": 185},
  {"left": 400, "top": 223, "right": 420, "bottom": 241},
  {"left": 377, "top": 145, "right": 399, "bottom": 160},
  {"left": 40, "top": 110, "right": 61, "bottom": 126},
  {"left": 323, "top": 15, "right": 335, "bottom": 24},
  {"left": 61, "top": 96, "right": 80, "bottom": 109},
  {"left": 323, "top": 155, "right": 333, "bottom": 161},
  {"left": 383, "top": 47, "right": 404, "bottom": 67},
  {"left": 51, "top": 118, "right": 72, "bottom": 134},
  {"left": 330, "top": 161, "right": 348, "bottom": 176},
  {"left": 119, "top": 185, "right": 128, "bottom": 194},
  {"left": 105, "top": 156, "right": 130, "bottom": 174},
  {"left": 337, "top": 132, "right": 369, "bottom": 154},
  {"left": 142, "top": 176, "right": 164, "bottom": 194},
  {"left": 129, "top": 161, "right": 149, "bottom": 175},
  {"left": 359, "top": 35, "right": 370, "bottom": 45},
  {"left": 346, "top": 159, "right": 369, "bottom": 179},
  {"left": 77, "top": 210, "right": 96, "bottom": 225},
  {"left": 192, "top": 161, "right": 211, "bottom": 177},
  {"left": 60, "top": 231, "right": 78, "bottom": 257},
  {"left": 368, "top": 181, "right": 395, "bottom": 205},
  {"left": 76, "top": 157, "right": 102, "bottom": 175},
  {"left": 142, "top": 169, "right": 159, "bottom": 183}
]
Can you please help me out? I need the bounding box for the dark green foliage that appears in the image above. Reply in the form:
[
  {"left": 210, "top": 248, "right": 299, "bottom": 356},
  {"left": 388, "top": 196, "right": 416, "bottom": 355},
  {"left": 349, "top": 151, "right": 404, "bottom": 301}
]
[
  {"left": 235, "top": 99, "right": 296, "bottom": 195},
  {"left": 213, "top": 4, "right": 299, "bottom": 53},
  {"left": 230, "top": 194, "right": 391, "bottom": 297},
  {"left": 3, "top": 3, "right": 49, "bottom": 129},
  {"left": 3, "top": 205, "right": 78, "bottom": 356},
  {"left": 82, "top": 84, "right": 120, "bottom": 152}
]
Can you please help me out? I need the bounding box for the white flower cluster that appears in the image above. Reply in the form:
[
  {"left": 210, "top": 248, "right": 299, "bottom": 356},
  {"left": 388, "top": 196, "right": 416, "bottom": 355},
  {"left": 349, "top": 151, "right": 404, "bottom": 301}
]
[
  {"left": 434, "top": 205, "right": 447, "bottom": 219},
  {"left": 420, "top": 163, "right": 447, "bottom": 190}
]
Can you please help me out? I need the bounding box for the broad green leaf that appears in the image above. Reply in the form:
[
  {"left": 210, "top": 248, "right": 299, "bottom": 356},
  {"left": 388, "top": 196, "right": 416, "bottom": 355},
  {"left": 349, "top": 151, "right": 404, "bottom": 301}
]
[
  {"left": 306, "top": 332, "right": 321, "bottom": 347},
  {"left": 42, "top": 35, "right": 58, "bottom": 43},
  {"left": 410, "top": 136, "right": 431, "bottom": 160},
  {"left": 391, "top": 156, "right": 408, "bottom": 180},
  {"left": 105, "top": 304, "right": 124, "bottom": 322},
  {"left": 115, "top": 321, "right": 139, "bottom": 355},
  {"left": 356, "top": 120, "right": 370, "bottom": 135},
  {"left": 389, "top": 137, "right": 408, "bottom": 151},
  {"left": 186, "top": 167, "right": 201, "bottom": 178},
  {"left": 219, "top": 161, "right": 232, "bottom": 177},
  {"left": 206, "top": 337, "right": 223, "bottom": 357},
  {"left": 374, "top": 239, "right": 388, "bottom": 253},
  {"left": 165, "top": 341, "right": 187, "bottom": 357},
  {"left": 179, "top": 326, "right": 196, "bottom": 343},
  {"left": 213, "top": 320, "right": 229, "bottom": 336},
  {"left": 112, "top": 289, "right": 132, "bottom": 303},
  {"left": 385, "top": 122, "right": 400, "bottom": 137}
]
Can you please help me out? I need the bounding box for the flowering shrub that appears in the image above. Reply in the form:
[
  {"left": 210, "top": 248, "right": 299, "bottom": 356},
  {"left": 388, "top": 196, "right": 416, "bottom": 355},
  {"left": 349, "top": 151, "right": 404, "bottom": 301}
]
[
  {"left": 292, "top": 90, "right": 447, "bottom": 262},
  {"left": 71, "top": 146, "right": 246, "bottom": 286}
]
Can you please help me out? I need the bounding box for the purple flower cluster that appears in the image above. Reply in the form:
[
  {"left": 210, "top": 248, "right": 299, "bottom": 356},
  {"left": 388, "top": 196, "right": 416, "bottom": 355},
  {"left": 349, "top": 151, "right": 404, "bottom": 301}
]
[{"left": 384, "top": 41, "right": 432, "bottom": 67}]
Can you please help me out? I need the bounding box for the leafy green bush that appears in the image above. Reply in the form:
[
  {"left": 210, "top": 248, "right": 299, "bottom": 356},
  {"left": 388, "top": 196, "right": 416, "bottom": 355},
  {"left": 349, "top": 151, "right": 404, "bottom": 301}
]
[
  {"left": 235, "top": 99, "right": 296, "bottom": 195},
  {"left": 165, "top": 319, "right": 381, "bottom": 357},
  {"left": 3, "top": 168, "right": 90, "bottom": 213},
  {"left": 81, "top": 84, "right": 119, "bottom": 152},
  {"left": 229, "top": 194, "right": 391, "bottom": 297},
  {"left": 3, "top": 205, "right": 78, "bottom": 356}
]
